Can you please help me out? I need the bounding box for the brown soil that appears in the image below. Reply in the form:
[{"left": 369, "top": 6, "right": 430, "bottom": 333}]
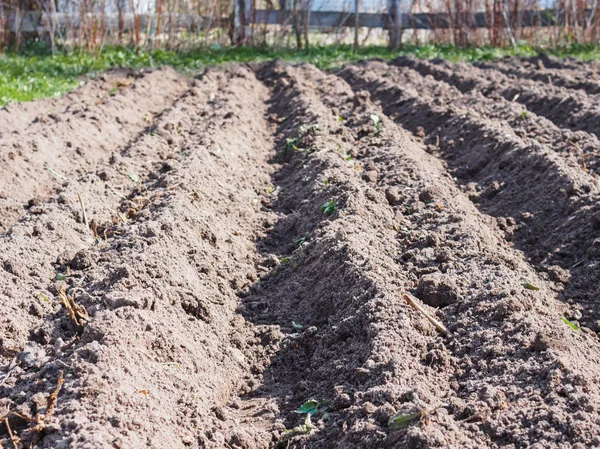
[
  {"left": 2, "top": 59, "right": 600, "bottom": 449},
  {"left": 393, "top": 56, "right": 600, "bottom": 139},
  {"left": 475, "top": 57, "right": 600, "bottom": 96}
]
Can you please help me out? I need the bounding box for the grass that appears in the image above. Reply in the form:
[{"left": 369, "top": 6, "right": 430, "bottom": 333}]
[{"left": 1, "top": 41, "right": 600, "bottom": 105}]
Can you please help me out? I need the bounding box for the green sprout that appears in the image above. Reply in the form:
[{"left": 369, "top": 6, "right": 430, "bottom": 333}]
[
  {"left": 284, "top": 123, "right": 321, "bottom": 152},
  {"left": 320, "top": 200, "right": 337, "bottom": 216},
  {"left": 276, "top": 414, "right": 313, "bottom": 447},
  {"left": 561, "top": 316, "right": 580, "bottom": 331},
  {"left": 388, "top": 411, "right": 422, "bottom": 429},
  {"left": 285, "top": 136, "right": 301, "bottom": 152},
  {"left": 370, "top": 114, "right": 383, "bottom": 136},
  {"left": 335, "top": 143, "right": 352, "bottom": 161},
  {"left": 296, "top": 399, "right": 319, "bottom": 415},
  {"left": 522, "top": 281, "right": 540, "bottom": 291},
  {"left": 295, "top": 236, "right": 308, "bottom": 248},
  {"left": 299, "top": 123, "right": 321, "bottom": 134}
]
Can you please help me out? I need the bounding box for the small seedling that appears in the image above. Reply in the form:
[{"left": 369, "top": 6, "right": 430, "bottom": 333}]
[
  {"left": 56, "top": 273, "right": 67, "bottom": 281},
  {"left": 561, "top": 316, "right": 580, "bottom": 331},
  {"left": 295, "top": 236, "right": 308, "bottom": 248},
  {"left": 296, "top": 399, "right": 319, "bottom": 415},
  {"left": 321, "top": 200, "right": 337, "bottom": 216},
  {"left": 520, "top": 109, "right": 528, "bottom": 119},
  {"left": 324, "top": 179, "right": 330, "bottom": 186},
  {"left": 299, "top": 123, "right": 321, "bottom": 134},
  {"left": 522, "top": 282, "right": 540, "bottom": 291},
  {"left": 284, "top": 123, "right": 321, "bottom": 153},
  {"left": 388, "top": 405, "right": 444, "bottom": 430},
  {"left": 276, "top": 414, "right": 313, "bottom": 447},
  {"left": 291, "top": 321, "right": 303, "bottom": 330},
  {"left": 337, "top": 115, "right": 344, "bottom": 122},
  {"left": 285, "top": 136, "right": 301, "bottom": 152},
  {"left": 280, "top": 257, "right": 291, "bottom": 264},
  {"left": 335, "top": 143, "right": 352, "bottom": 161},
  {"left": 370, "top": 114, "right": 383, "bottom": 136},
  {"left": 388, "top": 411, "right": 423, "bottom": 429}
]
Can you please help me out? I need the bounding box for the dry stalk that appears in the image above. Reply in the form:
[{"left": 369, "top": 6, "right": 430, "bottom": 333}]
[
  {"left": 59, "top": 286, "right": 89, "bottom": 328},
  {"left": 403, "top": 292, "right": 450, "bottom": 335},
  {"left": 77, "top": 193, "right": 90, "bottom": 233},
  {"left": 28, "top": 371, "right": 65, "bottom": 449}
]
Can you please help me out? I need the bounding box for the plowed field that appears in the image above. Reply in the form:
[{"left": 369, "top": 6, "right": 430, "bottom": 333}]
[{"left": 1, "top": 58, "right": 600, "bottom": 449}]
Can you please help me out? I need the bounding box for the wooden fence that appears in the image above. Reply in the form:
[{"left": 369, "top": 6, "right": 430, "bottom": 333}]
[{"left": 6, "top": 8, "right": 586, "bottom": 33}]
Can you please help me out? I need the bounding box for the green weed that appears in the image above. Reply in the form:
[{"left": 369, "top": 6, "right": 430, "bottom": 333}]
[
  {"left": 561, "top": 316, "right": 580, "bottom": 331},
  {"left": 522, "top": 281, "right": 540, "bottom": 291},
  {"left": 320, "top": 200, "right": 337, "bottom": 215}
]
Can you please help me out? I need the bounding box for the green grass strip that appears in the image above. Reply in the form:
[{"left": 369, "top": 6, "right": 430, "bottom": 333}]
[{"left": 1, "top": 42, "right": 599, "bottom": 106}]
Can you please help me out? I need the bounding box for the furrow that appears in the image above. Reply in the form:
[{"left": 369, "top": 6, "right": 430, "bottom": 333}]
[
  {"left": 0, "top": 69, "right": 138, "bottom": 135},
  {"left": 392, "top": 56, "right": 600, "bottom": 139},
  {"left": 475, "top": 59, "right": 600, "bottom": 96},
  {"left": 382, "top": 59, "right": 600, "bottom": 175},
  {"left": 0, "top": 67, "right": 188, "bottom": 233},
  {"left": 0, "top": 66, "right": 277, "bottom": 449},
  {"left": 338, "top": 59, "right": 600, "bottom": 448},
  {"left": 342, "top": 60, "right": 600, "bottom": 328}
]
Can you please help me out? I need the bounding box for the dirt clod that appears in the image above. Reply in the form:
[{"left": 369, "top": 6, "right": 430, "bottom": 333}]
[{"left": 416, "top": 272, "right": 458, "bottom": 308}]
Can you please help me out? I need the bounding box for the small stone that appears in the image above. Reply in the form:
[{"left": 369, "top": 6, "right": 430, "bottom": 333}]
[
  {"left": 69, "top": 250, "right": 94, "bottom": 270},
  {"left": 385, "top": 186, "right": 403, "bottom": 206},
  {"left": 482, "top": 181, "right": 501, "bottom": 198},
  {"left": 416, "top": 272, "right": 458, "bottom": 308},
  {"left": 362, "top": 170, "right": 378, "bottom": 183},
  {"left": 334, "top": 393, "right": 352, "bottom": 410},
  {"left": 2, "top": 260, "right": 25, "bottom": 277},
  {"left": 213, "top": 407, "right": 227, "bottom": 421},
  {"left": 261, "top": 254, "right": 279, "bottom": 268},
  {"left": 547, "top": 265, "right": 571, "bottom": 284},
  {"left": 419, "top": 186, "right": 443, "bottom": 203},
  {"left": 18, "top": 342, "right": 48, "bottom": 369}
]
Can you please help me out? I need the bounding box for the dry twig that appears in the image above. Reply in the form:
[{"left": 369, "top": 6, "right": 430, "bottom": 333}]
[
  {"left": 403, "top": 292, "right": 450, "bottom": 336},
  {"left": 4, "top": 417, "right": 21, "bottom": 449},
  {"left": 77, "top": 193, "right": 90, "bottom": 233}
]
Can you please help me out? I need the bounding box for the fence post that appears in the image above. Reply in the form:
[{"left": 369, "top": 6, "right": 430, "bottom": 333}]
[
  {"left": 354, "top": 0, "right": 359, "bottom": 48},
  {"left": 388, "top": 0, "right": 402, "bottom": 48},
  {"left": 233, "top": 0, "right": 246, "bottom": 43}
]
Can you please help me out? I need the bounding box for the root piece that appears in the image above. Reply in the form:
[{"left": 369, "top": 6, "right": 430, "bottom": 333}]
[
  {"left": 29, "top": 371, "right": 65, "bottom": 449},
  {"left": 403, "top": 292, "right": 451, "bottom": 336},
  {"left": 44, "top": 370, "right": 64, "bottom": 421},
  {"left": 4, "top": 417, "right": 21, "bottom": 449}
]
